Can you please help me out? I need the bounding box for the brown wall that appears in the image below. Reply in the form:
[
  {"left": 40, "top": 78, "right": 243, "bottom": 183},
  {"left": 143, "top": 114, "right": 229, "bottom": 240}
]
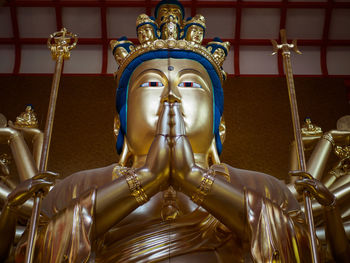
[{"left": 0, "top": 76, "right": 348, "bottom": 181}]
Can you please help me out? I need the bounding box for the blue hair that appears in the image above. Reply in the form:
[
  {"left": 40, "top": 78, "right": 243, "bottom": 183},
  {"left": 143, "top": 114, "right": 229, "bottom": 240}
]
[
  {"left": 116, "top": 50, "right": 224, "bottom": 155},
  {"left": 207, "top": 37, "right": 228, "bottom": 56},
  {"left": 112, "top": 36, "right": 134, "bottom": 54}
]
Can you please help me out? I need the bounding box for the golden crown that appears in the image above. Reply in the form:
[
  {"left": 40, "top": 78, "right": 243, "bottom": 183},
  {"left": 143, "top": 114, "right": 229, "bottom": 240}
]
[{"left": 110, "top": 0, "right": 230, "bottom": 83}]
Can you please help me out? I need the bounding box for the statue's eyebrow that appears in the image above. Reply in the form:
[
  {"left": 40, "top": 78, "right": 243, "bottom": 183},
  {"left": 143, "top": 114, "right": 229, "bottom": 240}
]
[
  {"left": 135, "top": 68, "right": 165, "bottom": 79},
  {"left": 177, "top": 69, "right": 202, "bottom": 78}
]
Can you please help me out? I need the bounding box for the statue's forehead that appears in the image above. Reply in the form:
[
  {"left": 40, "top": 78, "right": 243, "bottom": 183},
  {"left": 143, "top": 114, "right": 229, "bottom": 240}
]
[{"left": 130, "top": 58, "right": 210, "bottom": 79}]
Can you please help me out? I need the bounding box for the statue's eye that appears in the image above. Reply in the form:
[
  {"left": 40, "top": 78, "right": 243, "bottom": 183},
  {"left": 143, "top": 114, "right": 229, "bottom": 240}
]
[
  {"left": 140, "top": 82, "right": 164, "bottom": 87},
  {"left": 178, "top": 82, "right": 201, "bottom": 88}
]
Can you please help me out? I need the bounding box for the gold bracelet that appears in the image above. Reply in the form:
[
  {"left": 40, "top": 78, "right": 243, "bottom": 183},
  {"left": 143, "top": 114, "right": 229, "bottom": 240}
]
[
  {"left": 322, "top": 132, "right": 335, "bottom": 148},
  {"left": 191, "top": 169, "right": 216, "bottom": 205},
  {"left": 328, "top": 170, "right": 340, "bottom": 179},
  {"left": 125, "top": 170, "right": 149, "bottom": 205}
]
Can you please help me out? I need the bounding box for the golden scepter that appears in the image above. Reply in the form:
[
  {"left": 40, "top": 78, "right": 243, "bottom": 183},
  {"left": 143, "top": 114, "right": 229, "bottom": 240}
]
[
  {"left": 271, "top": 29, "right": 319, "bottom": 263},
  {"left": 24, "top": 28, "right": 77, "bottom": 263}
]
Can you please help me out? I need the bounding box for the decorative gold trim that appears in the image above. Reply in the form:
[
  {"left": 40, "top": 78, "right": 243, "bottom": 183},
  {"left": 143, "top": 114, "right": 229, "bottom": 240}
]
[
  {"left": 125, "top": 170, "right": 149, "bottom": 205},
  {"left": 116, "top": 39, "right": 224, "bottom": 84},
  {"left": 322, "top": 132, "right": 335, "bottom": 148},
  {"left": 191, "top": 169, "right": 216, "bottom": 205}
]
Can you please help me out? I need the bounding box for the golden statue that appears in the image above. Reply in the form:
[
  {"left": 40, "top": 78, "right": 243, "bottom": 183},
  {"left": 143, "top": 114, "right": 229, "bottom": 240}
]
[{"left": 0, "top": 1, "right": 350, "bottom": 262}]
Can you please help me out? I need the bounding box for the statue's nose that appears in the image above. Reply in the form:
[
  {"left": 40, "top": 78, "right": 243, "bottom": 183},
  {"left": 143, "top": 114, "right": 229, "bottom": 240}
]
[{"left": 161, "top": 84, "right": 181, "bottom": 104}]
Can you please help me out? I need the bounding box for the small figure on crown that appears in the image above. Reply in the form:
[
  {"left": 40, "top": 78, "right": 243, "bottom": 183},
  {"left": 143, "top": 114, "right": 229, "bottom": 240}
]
[
  {"left": 182, "top": 14, "right": 206, "bottom": 44},
  {"left": 155, "top": 0, "right": 184, "bottom": 40},
  {"left": 207, "top": 37, "right": 230, "bottom": 67},
  {"left": 136, "top": 14, "right": 159, "bottom": 45},
  {"left": 110, "top": 37, "right": 135, "bottom": 66}
]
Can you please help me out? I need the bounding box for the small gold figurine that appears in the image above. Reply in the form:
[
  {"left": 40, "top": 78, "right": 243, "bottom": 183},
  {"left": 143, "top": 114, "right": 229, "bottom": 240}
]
[
  {"left": 207, "top": 38, "right": 230, "bottom": 66},
  {"left": 136, "top": 14, "right": 159, "bottom": 45},
  {"left": 110, "top": 37, "right": 135, "bottom": 66},
  {"left": 183, "top": 14, "right": 205, "bottom": 44},
  {"left": 155, "top": 0, "right": 184, "bottom": 40},
  {"left": 14, "top": 105, "right": 39, "bottom": 128},
  {"left": 301, "top": 117, "right": 323, "bottom": 137}
]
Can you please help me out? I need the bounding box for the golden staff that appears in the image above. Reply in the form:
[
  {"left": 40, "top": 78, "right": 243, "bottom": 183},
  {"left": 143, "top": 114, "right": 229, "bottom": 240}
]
[
  {"left": 24, "top": 28, "right": 77, "bottom": 263},
  {"left": 271, "top": 29, "right": 319, "bottom": 263}
]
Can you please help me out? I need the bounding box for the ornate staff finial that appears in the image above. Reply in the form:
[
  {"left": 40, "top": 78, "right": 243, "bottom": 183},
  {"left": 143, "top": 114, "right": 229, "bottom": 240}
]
[
  {"left": 271, "top": 29, "right": 301, "bottom": 56},
  {"left": 47, "top": 28, "right": 78, "bottom": 60}
]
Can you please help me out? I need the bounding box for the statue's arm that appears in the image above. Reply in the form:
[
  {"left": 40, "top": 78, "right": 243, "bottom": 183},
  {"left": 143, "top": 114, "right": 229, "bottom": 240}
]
[
  {"left": 0, "top": 178, "right": 52, "bottom": 261},
  {"left": 170, "top": 105, "right": 246, "bottom": 237},
  {"left": 0, "top": 127, "right": 38, "bottom": 181},
  {"left": 94, "top": 104, "right": 171, "bottom": 238},
  {"left": 294, "top": 172, "right": 350, "bottom": 262}
]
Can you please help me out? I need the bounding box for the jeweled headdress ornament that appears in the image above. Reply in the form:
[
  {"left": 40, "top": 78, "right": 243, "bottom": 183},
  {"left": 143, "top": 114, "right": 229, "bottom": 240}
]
[{"left": 111, "top": 0, "right": 230, "bottom": 155}]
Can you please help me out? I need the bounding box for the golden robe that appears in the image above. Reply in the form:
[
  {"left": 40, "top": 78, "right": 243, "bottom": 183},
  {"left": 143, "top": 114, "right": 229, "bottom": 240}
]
[{"left": 15, "top": 164, "right": 312, "bottom": 262}]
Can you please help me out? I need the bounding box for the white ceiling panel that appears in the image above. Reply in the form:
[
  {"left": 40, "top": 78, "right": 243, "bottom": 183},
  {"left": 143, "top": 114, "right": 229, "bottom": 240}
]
[
  {"left": 20, "top": 45, "right": 55, "bottom": 73},
  {"left": 197, "top": 8, "right": 235, "bottom": 39},
  {"left": 107, "top": 7, "right": 145, "bottom": 39},
  {"left": 0, "top": 7, "right": 12, "bottom": 38},
  {"left": 223, "top": 49, "right": 234, "bottom": 74},
  {"left": 241, "top": 8, "right": 280, "bottom": 39},
  {"left": 329, "top": 9, "right": 350, "bottom": 40},
  {"left": 290, "top": 46, "right": 321, "bottom": 75},
  {"left": 327, "top": 46, "right": 350, "bottom": 75},
  {"left": 0, "top": 45, "right": 15, "bottom": 73},
  {"left": 62, "top": 8, "right": 101, "bottom": 38},
  {"left": 17, "top": 7, "right": 56, "bottom": 38},
  {"left": 286, "top": 9, "right": 325, "bottom": 39},
  {"left": 63, "top": 45, "right": 102, "bottom": 73},
  {"left": 240, "top": 46, "right": 278, "bottom": 74}
]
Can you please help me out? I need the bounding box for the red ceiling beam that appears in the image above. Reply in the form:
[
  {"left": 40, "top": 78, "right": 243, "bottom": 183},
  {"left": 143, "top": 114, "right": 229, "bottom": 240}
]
[
  {"left": 10, "top": 3, "right": 20, "bottom": 74},
  {"left": 9, "top": 0, "right": 350, "bottom": 8},
  {"left": 234, "top": 0, "right": 242, "bottom": 76},
  {"left": 320, "top": 0, "right": 333, "bottom": 77},
  {"left": 54, "top": 0, "right": 63, "bottom": 30},
  {"left": 278, "top": 0, "right": 287, "bottom": 76},
  {"left": 100, "top": 0, "right": 108, "bottom": 74}
]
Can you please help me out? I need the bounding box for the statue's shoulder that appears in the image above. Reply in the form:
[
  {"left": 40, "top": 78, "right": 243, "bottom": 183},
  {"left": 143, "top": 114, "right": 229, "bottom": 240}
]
[{"left": 42, "top": 163, "right": 118, "bottom": 217}]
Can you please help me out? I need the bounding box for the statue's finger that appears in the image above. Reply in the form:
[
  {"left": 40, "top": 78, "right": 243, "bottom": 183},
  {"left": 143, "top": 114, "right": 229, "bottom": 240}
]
[
  {"left": 289, "top": 170, "right": 313, "bottom": 180},
  {"left": 156, "top": 102, "right": 171, "bottom": 136}
]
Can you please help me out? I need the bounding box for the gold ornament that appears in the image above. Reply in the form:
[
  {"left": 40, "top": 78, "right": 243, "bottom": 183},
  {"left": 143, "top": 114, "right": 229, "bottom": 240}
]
[{"left": 14, "top": 105, "right": 39, "bottom": 128}]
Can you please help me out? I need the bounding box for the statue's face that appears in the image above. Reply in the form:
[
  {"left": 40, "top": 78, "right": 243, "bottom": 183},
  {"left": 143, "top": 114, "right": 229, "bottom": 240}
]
[
  {"left": 137, "top": 24, "right": 156, "bottom": 44},
  {"left": 157, "top": 5, "right": 182, "bottom": 25},
  {"left": 186, "top": 25, "right": 203, "bottom": 44},
  {"left": 127, "top": 58, "right": 213, "bottom": 156}
]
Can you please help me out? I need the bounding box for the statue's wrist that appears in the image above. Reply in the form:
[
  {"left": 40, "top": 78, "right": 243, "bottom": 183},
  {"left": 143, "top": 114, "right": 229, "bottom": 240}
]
[
  {"left": 322, "top": 132, "right": 335, "bottom": 148},
  {"left": 125, "top": 169, "right": 149, "bottom": 205},
  {"left": 190, "top": 169, "right": 216, "bottom": 205}
]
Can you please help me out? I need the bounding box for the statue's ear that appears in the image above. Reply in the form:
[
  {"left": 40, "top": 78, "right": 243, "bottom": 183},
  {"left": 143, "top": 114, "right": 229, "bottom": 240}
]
[
  {"left": 219, "top": 116, "right": 226, "bottom": 145},
  {"left": 113, "top": 114, "right": 120, "bottom": 139},
  {"left": 114, "top": 114, "right": 132, "bottom": 166}
]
